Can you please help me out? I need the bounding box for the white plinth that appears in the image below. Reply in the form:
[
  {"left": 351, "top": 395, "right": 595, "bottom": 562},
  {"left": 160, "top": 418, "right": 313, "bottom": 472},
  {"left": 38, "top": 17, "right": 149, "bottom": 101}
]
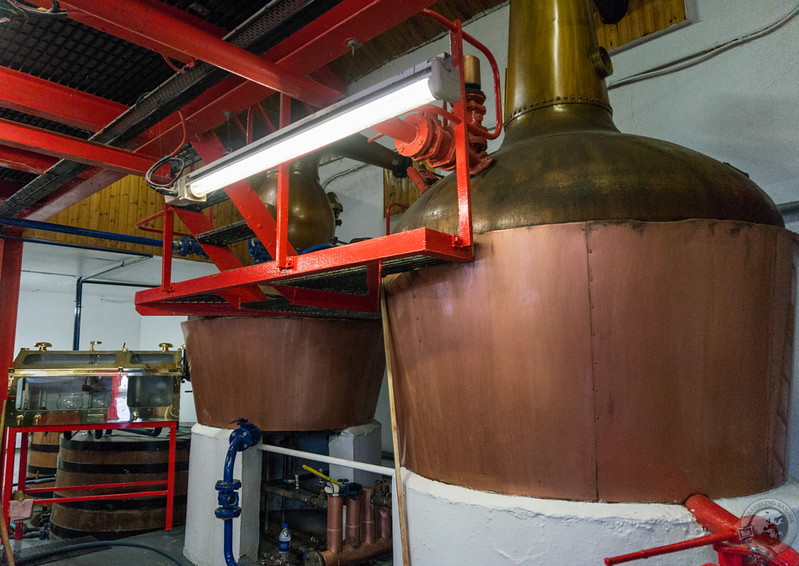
[
  {"left": 399, "top": 469, "right": 799, "bottom": 566},
  {"left": 184, "top": 424, "right": 262, "bottom": 566},
  {"left": 328, "top": 420, "right": 382, "bottom": 486}
]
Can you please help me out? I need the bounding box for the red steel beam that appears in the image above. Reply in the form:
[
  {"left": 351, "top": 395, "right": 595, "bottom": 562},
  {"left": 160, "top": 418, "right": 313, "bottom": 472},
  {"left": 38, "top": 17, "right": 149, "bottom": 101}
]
[
  {"left": 0, "top": 235, "right": 23, "bottom": 390},
  {"left": 0, "top": 145, "right": 56, "bottom": 175},
  {"left": 136, "top": 228, "right": 471, "bottom": 309},
  {"left": 22, "top": 0, "right": 438, "bottom": 219},
  {"left": 0, "top": 66, "right": 127, "bottom": 132},
  {"left": 58, "top": 0, "right": 341, "bottom": 108},
  {"left": 0, "top": 118, "right": 157, "bottom": 177},
  {"left": 23, "top": 169, "right": 126, "bottom": 221},
  {"left": 26, "top": 0, "right": 223, "bottom": 64},
  {"left": 137, "top": 0, "right": 440, "bottom": 157}
]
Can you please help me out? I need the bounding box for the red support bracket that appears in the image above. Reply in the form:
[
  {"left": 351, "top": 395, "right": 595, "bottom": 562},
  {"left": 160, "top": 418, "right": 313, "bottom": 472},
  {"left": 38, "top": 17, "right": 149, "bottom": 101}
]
[
  {"left": 56, "top": 0, "right": 341, "bottom": 108},
  {"left": 0, "top": 66, "right": 127, "bottom": 132},
  {"left": 135, "top": 9, "right": 480, "bottom": 318},
  {"left": 0, "top": 118, "right": 160, "bottom": 178}
]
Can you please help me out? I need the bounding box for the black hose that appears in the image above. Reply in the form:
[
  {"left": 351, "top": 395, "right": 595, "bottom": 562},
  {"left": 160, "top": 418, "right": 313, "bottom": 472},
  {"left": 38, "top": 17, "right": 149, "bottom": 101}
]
[{"left": 11, "top": 541, "right": 184, "bottom": 565}]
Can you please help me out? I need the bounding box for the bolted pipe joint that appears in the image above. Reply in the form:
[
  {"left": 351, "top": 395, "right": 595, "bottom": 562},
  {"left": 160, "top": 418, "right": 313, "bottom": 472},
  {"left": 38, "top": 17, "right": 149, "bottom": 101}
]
[
  {"left": 228, "top": 419, "right": 262, "bottom": 452},
  {"left": 216, "top": 419, "right": 262, "bottom": 566},
  {"left": 214, "top": 479, "right": 243, "bottom": 519}
]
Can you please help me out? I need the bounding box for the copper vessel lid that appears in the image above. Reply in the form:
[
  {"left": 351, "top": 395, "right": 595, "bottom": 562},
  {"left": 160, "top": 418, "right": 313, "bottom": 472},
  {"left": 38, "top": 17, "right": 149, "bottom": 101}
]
[{"left": 396, "top": 0, "right": 783, "bottom": 234}]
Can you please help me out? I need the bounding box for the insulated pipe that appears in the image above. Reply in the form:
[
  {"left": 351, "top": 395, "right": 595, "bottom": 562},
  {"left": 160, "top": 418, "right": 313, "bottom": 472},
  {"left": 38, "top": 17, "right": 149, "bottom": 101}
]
[
  {"left": 327, "top": 494, "right": 343, "bottom": 555},
  {"left": 345, "top": 495, "right": 361, "bottom": 548},
  {"left": 361, "top": 487, "right": 375, "bottom": 545},
  {"left": 326, "top": 134, "right": 412, "bottom": 179},
  {"left": 259, "top": 444, "right": 394, "bottom": 477}
]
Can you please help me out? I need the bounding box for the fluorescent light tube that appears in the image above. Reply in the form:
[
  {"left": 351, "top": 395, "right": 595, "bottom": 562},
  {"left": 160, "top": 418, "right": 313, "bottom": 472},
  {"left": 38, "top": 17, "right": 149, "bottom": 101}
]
[{"left": 185, "top": 56, "right": 459, "bottom": 198}]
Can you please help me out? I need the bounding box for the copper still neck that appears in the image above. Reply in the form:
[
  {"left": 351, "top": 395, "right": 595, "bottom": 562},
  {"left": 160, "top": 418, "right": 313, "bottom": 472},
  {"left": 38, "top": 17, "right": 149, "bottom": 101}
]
[{"left": 505, "top": 0, "right": 617, "bottom": 139}]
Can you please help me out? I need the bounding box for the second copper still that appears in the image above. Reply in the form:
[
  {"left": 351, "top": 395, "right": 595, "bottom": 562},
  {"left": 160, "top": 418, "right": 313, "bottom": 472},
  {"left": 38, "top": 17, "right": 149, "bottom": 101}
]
[{"left": 385, "top": 0, "right": 795, "bottom": 503}]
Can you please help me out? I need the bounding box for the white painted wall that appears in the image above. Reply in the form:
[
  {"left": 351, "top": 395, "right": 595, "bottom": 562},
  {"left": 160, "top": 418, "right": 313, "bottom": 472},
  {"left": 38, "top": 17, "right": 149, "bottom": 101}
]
[{"left": 14, "top": 242, "right": 217, "bottom": 423}]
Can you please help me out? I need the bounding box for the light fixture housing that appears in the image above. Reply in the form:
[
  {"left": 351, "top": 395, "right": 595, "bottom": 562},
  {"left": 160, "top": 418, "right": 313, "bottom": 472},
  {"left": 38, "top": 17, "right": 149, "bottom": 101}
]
[{"left": 169, "top": 55, "right": 460, "bottom": 203}]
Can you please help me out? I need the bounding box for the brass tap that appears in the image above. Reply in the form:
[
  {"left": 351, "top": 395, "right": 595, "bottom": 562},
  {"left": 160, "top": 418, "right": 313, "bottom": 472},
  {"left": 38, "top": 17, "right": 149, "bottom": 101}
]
[
  {"left": 34, "top": 342, "right": 51, "bottom": 352},
  {"left": 89, "top": 340, "right": 102, "bottom": 352},
  {"left": 159, "top": 343, "right": 173, "bottom": 352}
]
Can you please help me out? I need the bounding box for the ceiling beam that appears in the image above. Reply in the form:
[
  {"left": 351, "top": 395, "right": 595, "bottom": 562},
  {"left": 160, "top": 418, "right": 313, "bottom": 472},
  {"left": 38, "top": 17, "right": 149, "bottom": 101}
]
[
  {"left": 57, "top": 0, "right": 342, "bottom": 108},
  {"left": 0, "top": 145, "right": 57, "bottom": 175},
  {"left": 0, "top": 118, "right": 157, "bottom": 177},
  {"left": 0, "top": 66, "right": 127, "bottom": 132},
  {"left": 26, "top": 0, "right": 224, "bottom": 64},
  {"left": 137, "top": 0, "right": 440, "bottom": 157},
  {"left": 19, "top": 0, "right": 439, "bottom": 219}
]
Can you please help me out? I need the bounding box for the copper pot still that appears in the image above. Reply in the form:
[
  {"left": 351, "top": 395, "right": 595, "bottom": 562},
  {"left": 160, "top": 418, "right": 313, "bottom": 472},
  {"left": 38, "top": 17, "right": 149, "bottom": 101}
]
[
  {"left": 386, "top": 0, "right": 795, "bottom": 503},
  {"left": 182, "top": 317, "right": 385, "bottom": 431},
  {"left": 253, "top": 154, "right": 335, "bottom": 251},
  {"left": 183, "top": 145, "right": 392, "bottom": 432}
]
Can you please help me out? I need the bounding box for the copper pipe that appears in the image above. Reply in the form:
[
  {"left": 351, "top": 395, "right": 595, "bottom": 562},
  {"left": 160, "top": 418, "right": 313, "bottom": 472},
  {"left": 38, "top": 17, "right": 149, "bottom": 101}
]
[
  {"left": 361, "top": 487, "right": 375, "bottom": 545},
  {"left": 345, "top": 495, "right": 361, "bottom": 548},
  {"left": 310, "top": 538, "right": 393, "bottom": 566},
  {"left": 327, "top": 494, "right": 343, "bottom": 555},
  {"left": 377, "top": 506, "right": 391, "bottom": 541}
]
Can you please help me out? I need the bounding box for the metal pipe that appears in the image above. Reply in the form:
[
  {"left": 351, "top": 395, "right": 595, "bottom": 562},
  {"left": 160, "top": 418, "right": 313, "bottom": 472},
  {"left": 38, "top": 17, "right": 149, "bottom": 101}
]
[
  {"left": 327, "top": 494, "right": 343, "bottom": 555},
  {"left": 311, "top": 538, "right": 393, "bottom": 566},
  {"left": 377, "top": 507, "right": 391, "bottom": 541},
  {"left": 327, "top": 133, "right": 412, "bottom": 176},
  {"left": 258, "top": 444, "right": 394, "bottom": 477},
  {"left": 0, "top": 235, "right": 153, "bottom": 256},
  {"left": 0, "top": 217, "right": 164, "bottom": 248},
  {"left": 777, "top": 201, "right": 799, "bottom": 217},
  {"left": 73, "top": 256, "right": 151, "bottom": 350},
  {"left": 345, "top": 494, "right": 361, "bottom": 548},
  {"left": 361, "top": 487, "right": 375, "bottom": 545},
  {"left": 215, "top": 421, "right": 262, "bottom": 566},
  {"left": 262, "top": 484, "right": 327, "bottom": 509},
  {"left": 63, "top": 0, "right": 340, "bottom": 108}
]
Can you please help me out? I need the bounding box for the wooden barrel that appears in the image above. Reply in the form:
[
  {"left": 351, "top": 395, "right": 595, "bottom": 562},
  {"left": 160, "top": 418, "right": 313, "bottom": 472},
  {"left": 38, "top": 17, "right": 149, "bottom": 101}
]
[
  {"left": 50, "top": 430, "right": 190, "bottom": 540},
  {"left": 27, "top": 431, "right": 60, "bottom": 484}
]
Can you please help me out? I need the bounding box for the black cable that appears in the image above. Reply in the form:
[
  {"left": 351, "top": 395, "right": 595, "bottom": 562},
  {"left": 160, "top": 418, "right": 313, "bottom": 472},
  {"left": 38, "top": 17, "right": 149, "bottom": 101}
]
[
  {"left": 4, "top": 0, "right": 67, "bottom": 18},
  {"left": 145, "top": 155, "right": 185, "bottom": 195},
  {"left": 608, "top": 3, "right": 799, "bottom": 89},
  {"left": 10, "top": 540, "right": 184, "bottom": 565}
]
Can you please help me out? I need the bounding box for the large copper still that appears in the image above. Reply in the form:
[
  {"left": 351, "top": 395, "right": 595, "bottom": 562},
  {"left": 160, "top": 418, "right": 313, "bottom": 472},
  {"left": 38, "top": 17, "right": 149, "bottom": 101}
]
[
  {"left": 385, "top": 0, "right": 794, "bottom": 503},
  {"left": 183, "top": 136, "right": 406, "bottom": 431}
]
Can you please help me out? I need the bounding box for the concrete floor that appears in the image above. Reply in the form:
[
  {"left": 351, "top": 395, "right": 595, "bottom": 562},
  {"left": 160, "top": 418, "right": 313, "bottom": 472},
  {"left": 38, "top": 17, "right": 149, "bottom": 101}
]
[{"left": 7, "top": 527, "right": 213, "bottom": 566}]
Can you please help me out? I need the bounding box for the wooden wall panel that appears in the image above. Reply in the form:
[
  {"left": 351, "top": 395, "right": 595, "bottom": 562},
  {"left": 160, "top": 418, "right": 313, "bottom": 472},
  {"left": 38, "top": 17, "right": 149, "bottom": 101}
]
[
  {"left": 25, "top": 175, "right": 249, "bottom": 264},
  {"left": 594, "top": 0, "right": 687, "bottom": 51}
]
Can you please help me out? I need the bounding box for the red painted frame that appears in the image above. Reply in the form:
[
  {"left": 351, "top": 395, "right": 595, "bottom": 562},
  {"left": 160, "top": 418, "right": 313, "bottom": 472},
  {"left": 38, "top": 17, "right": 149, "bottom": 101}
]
[
  {"left": 135, "top": 17, "right": 477, "bottom": 317},
  {"left": 2, "top": 421, "right": 178, "bottom": 539}
]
